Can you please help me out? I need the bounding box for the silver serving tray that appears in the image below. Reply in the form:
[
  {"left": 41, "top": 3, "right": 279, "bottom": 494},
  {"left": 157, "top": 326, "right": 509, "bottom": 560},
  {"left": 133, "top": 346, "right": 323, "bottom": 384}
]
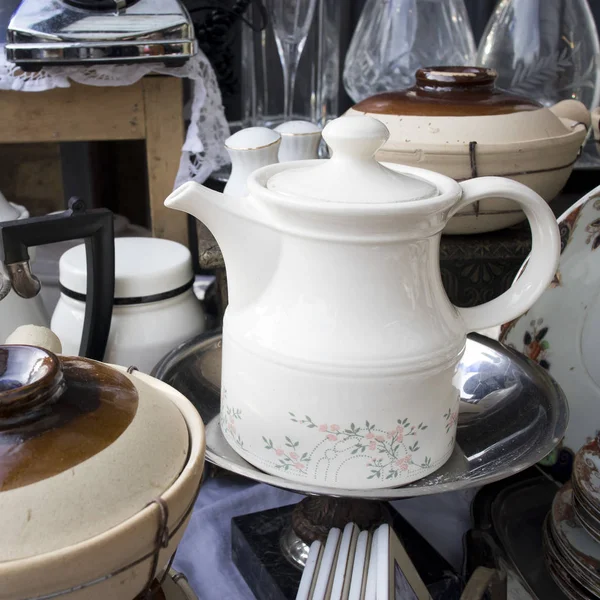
[{"left": 153, "top": 331, "right": 568, "bottom": 500}]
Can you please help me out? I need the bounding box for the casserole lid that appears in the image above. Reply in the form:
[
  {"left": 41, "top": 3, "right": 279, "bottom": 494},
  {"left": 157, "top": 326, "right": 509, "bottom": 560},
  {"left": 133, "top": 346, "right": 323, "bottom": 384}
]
[
  {"left": 0, "top": 338, "right": 190, "bottom": 561},
  {"left": 265, "top": 115, "right": 437, "bottom": 204},
  {"left": 353, "top": 66, "right": 542, "bottom": 117}
]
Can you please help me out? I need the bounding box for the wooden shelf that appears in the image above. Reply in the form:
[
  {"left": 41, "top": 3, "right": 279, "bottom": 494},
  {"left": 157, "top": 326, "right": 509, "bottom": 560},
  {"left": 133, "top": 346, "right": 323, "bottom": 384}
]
[{"left": 0, "top": 76, "right": 187, "bottom": 246}]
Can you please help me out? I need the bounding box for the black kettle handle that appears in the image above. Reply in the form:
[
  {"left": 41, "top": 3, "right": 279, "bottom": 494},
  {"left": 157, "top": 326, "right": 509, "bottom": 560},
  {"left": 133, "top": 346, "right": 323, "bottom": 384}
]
[{"left": 0, "top": 198, "right": 114, "bottom": 361}]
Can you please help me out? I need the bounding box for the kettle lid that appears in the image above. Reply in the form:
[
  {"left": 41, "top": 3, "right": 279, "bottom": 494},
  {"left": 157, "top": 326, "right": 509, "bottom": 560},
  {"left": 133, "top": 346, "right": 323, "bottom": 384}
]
[
  {"left": 59, "top": 237, "right": 193, "bottom": 299},
  {"left": 265, "top": 116, "right": 437, "bottom": 204}
]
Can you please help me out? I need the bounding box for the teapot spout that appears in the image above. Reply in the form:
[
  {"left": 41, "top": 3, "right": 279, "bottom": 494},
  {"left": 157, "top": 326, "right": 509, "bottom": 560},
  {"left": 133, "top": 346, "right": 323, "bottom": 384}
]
[{"left": 165, "top": 181, "right": 279, "bottom": 311}]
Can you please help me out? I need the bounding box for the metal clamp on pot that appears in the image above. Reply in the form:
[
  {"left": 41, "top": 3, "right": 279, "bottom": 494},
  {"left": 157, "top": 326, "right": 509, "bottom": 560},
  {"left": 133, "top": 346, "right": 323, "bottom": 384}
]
[{"left": 0, "top": 197, "right": 115, "bottom": 361}]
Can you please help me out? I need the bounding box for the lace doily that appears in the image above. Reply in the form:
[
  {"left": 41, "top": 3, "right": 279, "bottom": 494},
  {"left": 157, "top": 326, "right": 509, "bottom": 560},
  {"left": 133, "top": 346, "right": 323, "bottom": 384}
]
[{"left": 0, "top": 46, "right": 231, "bottom": 187}]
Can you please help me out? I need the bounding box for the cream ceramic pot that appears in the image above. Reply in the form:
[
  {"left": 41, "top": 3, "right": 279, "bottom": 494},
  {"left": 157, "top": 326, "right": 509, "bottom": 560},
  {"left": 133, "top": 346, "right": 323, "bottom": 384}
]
[
  {"left": 346, "top": 67, "right": 589, "bottom": 234},
  {"left": 165, "top": 115, "right": 560, "bottom": 490},
  {"left": 0, "top": 331, "right": 205, "bottom": 600}
]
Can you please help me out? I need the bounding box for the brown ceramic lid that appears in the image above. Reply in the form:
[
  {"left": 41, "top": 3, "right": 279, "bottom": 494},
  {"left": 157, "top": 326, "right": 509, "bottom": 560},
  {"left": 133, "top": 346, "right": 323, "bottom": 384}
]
[
  {"left": 352, "top": 66, "right": 542, "bottom": 117},
  {"left": 0, "top": 345, "right": 138, "bottom": 491}
]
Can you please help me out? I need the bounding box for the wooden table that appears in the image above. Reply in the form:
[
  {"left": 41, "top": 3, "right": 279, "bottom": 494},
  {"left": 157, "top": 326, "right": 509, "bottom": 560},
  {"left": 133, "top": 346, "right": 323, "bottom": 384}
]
[{"left": 0, "top": 76, "right": 187, "bottom": 245}]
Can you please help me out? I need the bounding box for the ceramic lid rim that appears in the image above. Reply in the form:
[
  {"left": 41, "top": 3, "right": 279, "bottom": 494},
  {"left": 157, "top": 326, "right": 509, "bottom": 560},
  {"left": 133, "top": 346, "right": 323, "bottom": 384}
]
[{"left": 250, "top": 160, "right": 460, "bottom": 215}]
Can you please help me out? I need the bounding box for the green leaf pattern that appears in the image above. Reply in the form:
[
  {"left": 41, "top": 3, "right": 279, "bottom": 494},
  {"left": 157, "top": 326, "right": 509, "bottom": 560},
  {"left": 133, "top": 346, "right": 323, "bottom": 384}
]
[
  {"left": 443, "top": 408, "right": 458, "bottom": 435},
  {"left": 221, "top": 390, "right": 455, "bottom": 483},
  {"left": 221, "top": 401, "right": 244, "bottom": 449},
  {"left": 289, "top": 412, "right": 434, "bottom": 481}
]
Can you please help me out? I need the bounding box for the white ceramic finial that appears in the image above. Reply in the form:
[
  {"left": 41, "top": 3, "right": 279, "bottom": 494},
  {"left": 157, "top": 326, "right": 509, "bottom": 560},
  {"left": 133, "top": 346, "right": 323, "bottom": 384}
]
[{"left": 322, "top": 115, "right": 390, "bottom": 160}]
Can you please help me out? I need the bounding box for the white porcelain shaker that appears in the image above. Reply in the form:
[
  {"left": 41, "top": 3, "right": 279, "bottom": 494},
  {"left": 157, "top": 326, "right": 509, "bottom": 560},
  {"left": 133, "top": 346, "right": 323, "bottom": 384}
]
[
  {"left": 51, "top": 237, "right": 205, "bottom": 373},
  {"left": 224, "top": 127, "right": 281, "bottom": 197},
  {"left": 274, "top": 120, "right": 322, "bottom": 162}
]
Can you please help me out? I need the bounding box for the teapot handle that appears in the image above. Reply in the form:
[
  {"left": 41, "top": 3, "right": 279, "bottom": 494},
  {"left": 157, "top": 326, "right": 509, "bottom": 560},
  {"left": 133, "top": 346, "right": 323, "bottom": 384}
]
[{"left": 450, "top": 177, "right": 560, "bottom": 332}]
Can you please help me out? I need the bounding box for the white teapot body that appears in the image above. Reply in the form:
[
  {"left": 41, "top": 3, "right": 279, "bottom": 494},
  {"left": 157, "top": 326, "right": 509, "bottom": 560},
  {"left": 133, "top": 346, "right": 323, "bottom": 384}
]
[{"left": 166, "top": 117, "right": 560, "bottom": 489}]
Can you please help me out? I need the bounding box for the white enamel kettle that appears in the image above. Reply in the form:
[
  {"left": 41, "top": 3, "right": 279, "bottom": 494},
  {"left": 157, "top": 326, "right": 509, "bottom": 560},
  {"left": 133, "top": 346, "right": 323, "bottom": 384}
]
[{"left": 165, "top": 115, "right": 560, "bottom": 490}]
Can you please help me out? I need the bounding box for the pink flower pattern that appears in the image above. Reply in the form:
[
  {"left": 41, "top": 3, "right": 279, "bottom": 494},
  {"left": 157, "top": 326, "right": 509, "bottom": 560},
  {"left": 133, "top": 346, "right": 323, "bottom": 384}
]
[
  {"left": 444, "top": 408, "right": 459, "bottom": 434},
  {"left": 263, "top": 434, "right": 310, "bottom": 474},
  {"left": 231, "top": 408, "right": 453, "bottom": 483},
  {"left": 221, "top": 404, "right": 244, "bottom": 449},
  {"left": 395, "top": 455, "right": 412, "bottom": 471},
  {"left": 287, "top": 412, "right": 438, "bottom": 481}
]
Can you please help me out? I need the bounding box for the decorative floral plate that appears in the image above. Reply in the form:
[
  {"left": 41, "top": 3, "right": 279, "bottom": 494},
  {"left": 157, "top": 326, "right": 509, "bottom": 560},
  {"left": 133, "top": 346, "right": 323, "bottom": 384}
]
[{"left": 501, "top": 185, "right": 600, "bottom": 463}]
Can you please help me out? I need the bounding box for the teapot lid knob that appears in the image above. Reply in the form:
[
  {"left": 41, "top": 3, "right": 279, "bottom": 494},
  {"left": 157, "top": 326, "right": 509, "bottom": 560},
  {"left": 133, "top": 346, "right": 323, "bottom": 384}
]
[{"left": 322, "top": 116, "right": 390, "bottom": 160}]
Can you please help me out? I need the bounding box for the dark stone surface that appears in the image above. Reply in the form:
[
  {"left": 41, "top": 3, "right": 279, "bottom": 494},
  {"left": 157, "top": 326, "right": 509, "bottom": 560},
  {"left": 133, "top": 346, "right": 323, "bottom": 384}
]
[
  {"left": 232, "top": 502, "right": 464, "bottom": 600},
  {"left": 232, "top": 505, "right": 300, "bottom": 600}
]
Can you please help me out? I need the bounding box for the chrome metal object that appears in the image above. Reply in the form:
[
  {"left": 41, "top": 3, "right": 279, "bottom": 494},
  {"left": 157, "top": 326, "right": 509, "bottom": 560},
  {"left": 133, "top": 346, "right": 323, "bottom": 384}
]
[{"left": 6, "top": 0, "right": 197, "bottom": 68}]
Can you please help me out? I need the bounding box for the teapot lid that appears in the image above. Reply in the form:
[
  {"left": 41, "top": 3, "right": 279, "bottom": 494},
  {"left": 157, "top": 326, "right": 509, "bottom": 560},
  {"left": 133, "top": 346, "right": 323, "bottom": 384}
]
[{"left": 265, "top": 116, "right": 437, "bottom": 204}]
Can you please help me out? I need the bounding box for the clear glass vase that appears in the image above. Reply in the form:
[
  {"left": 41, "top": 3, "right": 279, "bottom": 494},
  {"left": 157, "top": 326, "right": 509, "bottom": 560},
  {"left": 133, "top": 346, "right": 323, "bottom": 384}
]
[
  {"left": 343, "top": 0, "right": 476, "bottom": 103},
  {"left": 476, "top": 0, "right": 600, "bottom": 165},
  {"left": 477, "top": 0, "right": 600, "bottom": 109}
]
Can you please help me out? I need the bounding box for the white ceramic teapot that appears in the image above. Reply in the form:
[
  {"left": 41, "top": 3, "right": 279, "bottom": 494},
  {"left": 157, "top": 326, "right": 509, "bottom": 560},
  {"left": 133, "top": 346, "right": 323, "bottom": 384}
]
[{"left": 165, "top": 115, "right": 560, "bottom": 490}]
